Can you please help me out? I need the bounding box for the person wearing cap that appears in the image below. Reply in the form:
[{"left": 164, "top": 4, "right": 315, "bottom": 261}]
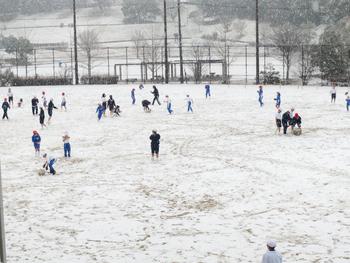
[
  {"left": 61, "top": 92, "right": 67, "bottom": 111},
  {"left": 262, "top": 240, "right": 282, "bottom": 263},
  {"left": 62, "top": 132, "right": 71, "bottom": 158},
  {"left": 32, "top": 131, "right": 41, "bottom": 156},
  {"left": 149, "top": 130, "right": 161, "bottom": 159},
  {"left": 275, "top": 109, "right": 282, "bottom": 134},
  {"left": 257, "top": 86, "right": 264, "bottom": 107},
  {"left": 2, "top": 98, "right": 10, "bottom": 120},
  {"left": 42, "top": 154, "right": 57, "bottom": 175},
  {"left": 282, "top": 110, "right": 291, "bottom": 135}
]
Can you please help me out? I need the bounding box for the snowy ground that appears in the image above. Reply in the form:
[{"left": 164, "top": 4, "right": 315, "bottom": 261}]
[{"left": 0, "top": 84, "right": 349, "bottom": 263}]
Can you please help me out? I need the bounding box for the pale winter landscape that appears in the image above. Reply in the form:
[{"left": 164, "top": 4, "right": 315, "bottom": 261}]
[{"left": 0, "top": 84, "right": 350, "bottom": 263}]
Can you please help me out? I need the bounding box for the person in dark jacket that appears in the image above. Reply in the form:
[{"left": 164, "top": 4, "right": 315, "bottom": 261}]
[
  {"left": 31, "top": 96, "right": 39, "bottom": 115},
  {"left": 39, "top": 107, "right": 46, "bottom": 128},
  {"left": 151, "top": 86, "right": 161, "bottom": 105},
  {"left": 2, "top": 98, "right": 10, "bottom": 120},
  {"left": 47, "top": 99, "right": 58, "bottom": 123},
  {"left": 150, "top": 130, "right": 161, "bottom": 159},
  {"left": 142, "top": 100, "right": 151, "bottom": 112},
  {"left": 107, "top": 95, "right": 116, "bottom": 116},
  {"left": 282, "top": 110, "right": 291, "bottom": 135}
]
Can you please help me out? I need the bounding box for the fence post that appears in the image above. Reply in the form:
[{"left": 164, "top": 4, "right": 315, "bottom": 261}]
[
  {"left": 208, "top": 46, "right": 212, "bottom": 84},
  {"left": 107, "top": 47, "right": 110, "bottom": 77},
  {"left": 245, "top": 46, "right": 248, "bottom": 85},
  {"left": 34, "top": 49, "right": 37, "bottom": 78},
  {"left": 125, "top": 47, "right": 128, "bottom": 83},
  {"left": 227, "top": 46, "right": 230, "bottom": 84},
  {"left": 15, "top": 49, "right": 18, "bottom": 78},
  {"left": 0, "top": 162, "right": 7, "bottom": 263},
  {"left": 52, "top": 48, "right": 55, "bottom": 79},
  {"left": 70, "top": 48, "right": 73, "bottom": 83}
]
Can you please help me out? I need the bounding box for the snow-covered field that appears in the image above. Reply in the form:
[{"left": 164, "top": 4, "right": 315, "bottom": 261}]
[{"left": 0, "top": 84, "right": 349, "bottom": 263}]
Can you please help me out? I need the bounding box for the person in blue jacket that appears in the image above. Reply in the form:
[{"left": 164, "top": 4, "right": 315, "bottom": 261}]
[
  {"left": 274, "top": 92, "right": 281, "bottom": 108},
  {"left": 257, "top": 86, "right": 264, "bottom": 107},
  {"left": 32, "top": 130, "right": 41, "bottom": 156},
  {"left": 346, "top": 94, "right": 350, "bottom": 111},
  {"left": 96, "top": 103, "right": 104, "bottom": 121},
  {"left": 42, "top": 153, "right": 56, "bottom": 175},
  {"left": 205, "top": 84, "right": 211, "bottom": 98},
  {"left": 131, "top": 88, "right": 136, "bottom": 105}
]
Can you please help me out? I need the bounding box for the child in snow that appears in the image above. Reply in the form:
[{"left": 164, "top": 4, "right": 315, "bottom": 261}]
[
  {"left": 108, "top": 95, "right": 116, "bottom": 116},
  {"left": 47, "top": 99, "right": 58, "bottom": 123},
  {"left": 164, "top": 95, "right": 173, "bottom": 114},
  {"left": 101, "top": 93, "right": 107, "bottom": 116},
  {"left": 32, "top": 130, "right": 41, "bottom": 156},
  {"left": 257, "top": 86, "right": 264, "bottom": 107},
  {"left": 61, "top": 92, "right": 67, "bottom": 111},
  {"left": 139, "top": 84, "right": 144, "bottom": 90},
  {"left": 142, "top": 100, "right": 151, "bottom": 112},
  {"left": 39, "top": 107, "right": 46, "bottom": 128},
  {"left": 42, "top": 153, "right": 57, "bottom": 175},
  {"left": 274, "top": 92, "right": 281, "bottom": 108},
  {"left": 282, "top": 110, "right": 291, "bottom": 135},
  {"left": 290, "top": 113, "right": 302, "bottom": 130},
  {"left": 205, "top": 84, "right": 211, "bottom": 98},
  {"left": 96, "top": 103, "right": 104, "bottom": 121},
  {"left": 131, "top": 88, "right": 136, "bottom": 105},
  {"left": 151, "top": 86, "right": 161, "bottom": 105},
  {"left": 150, "top": 130, "right": 161, "bottom": 159},
  {"left": 31, "top": 96, "right": 39, "bottom": 115},
  {"left": 346, "top": 94, "right": 350, "bottom": 111},
  {"left": 18, "top": 98, "right": 23, "bottom": 108},
  {"left": 42, "top": 92, "right": 48, "bottom": 109},
  {"left": 186, "top": 95, "right": 193, "bottom": 112},
  {"left": 262, "top": 240, "right": 282, "bottom": 263},
  {"left": 62, "top": 132, "right": 71, "bottom": 158},
  {"left": 2, "top": 98, "right": 10, "bottom": 120},
  {"left": 113, "top": 105, "right": 121, "bottom": 117},
  {"left": 275, "top": 109, "right": 282, "bottom": 134},
  {"left": 330, "top": 84, "right": 337, "bottom": 103},
  {"left": 7, "top": 88, "right": 14, "bottom": 106}
]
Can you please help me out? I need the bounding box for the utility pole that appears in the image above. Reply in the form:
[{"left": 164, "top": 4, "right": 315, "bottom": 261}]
[
  {"left": 255, "top": 0, "right": 260, "bottom": 84},
  {"left": 0, "top": 162, "right": 6, "bottom": 263},
  {"left": 163, "top": 0, "right": 169, "bottom": 84},
  {"left": 73, "top": 0, "right": 79, "bottom": 85},
  {"left": 177, "top": 0, "right": 184, "bottom": 84}
]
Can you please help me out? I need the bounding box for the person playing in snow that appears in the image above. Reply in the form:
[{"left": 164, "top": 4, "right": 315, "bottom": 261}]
[
  {"left": 96, "top": 103, "right": 104, "bottom": 121},
  {"left": 275, "top": 108, "right": 282, "bottom": 134},
  {"left": 261, "top": 240, "right": 282, "bottom": 263},
  {"left": 290, "top": 107, "right": 295, "bottom": 119},
  {"left": 131, "top": 88, "right": 136, "bottom": 105},
  {"left": 205, "top": 84, "right": 211, "bottom": 98},
  {"left": 42, "top": 153, "right": 57, "bottom": 175},
  {"left": 282, "top": 110, "right": 291, "bottom": 135},
  {"left": 186, "top": 95, "right": 194, "bottom": 113},
  {"left": 346, "top": 94, "right": 350, "bottom": 111},
  {"left": 330, "top": 83, "right": 337, "bottom": 103},
  {"left": 257, "top": 85, "right": 264, "bottom": 107},
  {"left": 150, "top": 130, "right": 161, "bottom": 159},
  {"left": 164, "top": 95, "right": 173, "bottom": 114},
  {"left": 113, "top": 105, "right": 121, "bottom": 117},
  {"left": 101, "top": 93, "right": 107, "bottom": 116},
  {"left": 7, "top": 88, "right": 14, "bottom": 107},
  {"left": 139, "top": 84, "right": 144, "bottom": 90},
  {"left": 62, "top": 132, "right": 71, "bottom": 158},
  {"left": 107, "top": 95, "right": 116, "bottom": 116},
  {"left": 18, "top": 98, "right": 23, "bottom": 108},
  {"left": 47, "top": 99, "right": 58, "bottom": 123},
  {"left": 2, "top": 98, "right": 10, "bottom": 120},
  {"left": 39, "top": 107, "right": 46, "bottom": 128},
  {"left": 42, "top": 91, "right": 48, "bottom": 109},
  {"left": 151, "top": 86, "right": 161, "bottom": 105},
  {"left": 31, "top": 96, "right": 39, "bottom": 115},
  {"left": 274, "top": 92, "right": 281, "bottom": 108},
  {"left": 142, "top": 100, "right": 151, "bottom": 112},
  {"left": 290, "top": 113, "right": 302, "bottom": 130},
  {"left": 32, "top": 130, "right": 41, "bottom": 156},
  {"left": 61, "top": 92, "right": 67, "bottom": 111}
]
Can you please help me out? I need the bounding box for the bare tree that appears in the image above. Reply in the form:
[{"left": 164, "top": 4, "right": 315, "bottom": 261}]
[
  {"left": 269, "top": 23, "right": 304, "bottom": 83},
  {"left": 78, "top": 29, "right": 100, "bottom": 83},
  {"left": 189, "top": 43, "right": 208, "bottom": 83}
]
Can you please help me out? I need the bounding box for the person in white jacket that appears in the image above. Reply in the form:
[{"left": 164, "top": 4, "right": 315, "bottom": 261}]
[
  {"left": 164, "top": 95, "right": 173, "bottom": 114},
  {"left": 330, "top": 84, "right": 337, "bottom": 103},
  {"left": 275, "top": 109, "right": 282, "bottom": 134},
  {"left": 262, "top": 240, "right": 282, "bottom": 263}
]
